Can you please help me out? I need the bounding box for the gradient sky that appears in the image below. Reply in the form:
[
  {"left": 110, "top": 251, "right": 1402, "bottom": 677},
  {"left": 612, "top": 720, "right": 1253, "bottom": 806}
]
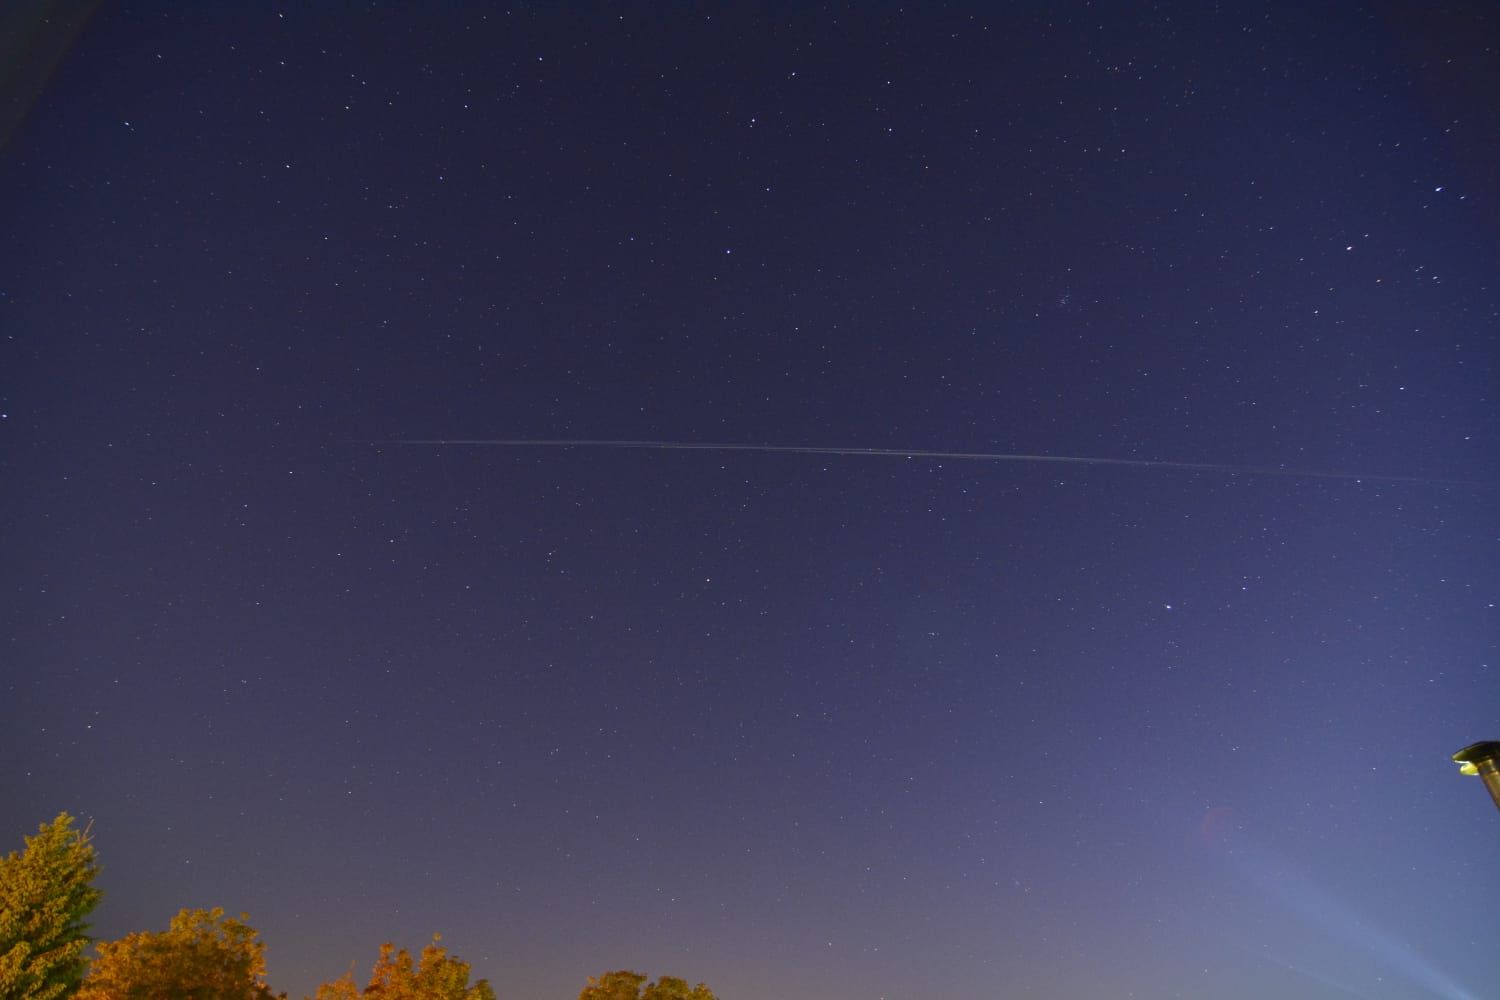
[{"left": 3, "top": 4, "right": 1498, "bottom": 999}]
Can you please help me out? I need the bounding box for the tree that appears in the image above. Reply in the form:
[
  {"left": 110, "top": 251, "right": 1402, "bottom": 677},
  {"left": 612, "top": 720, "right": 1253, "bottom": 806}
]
[
  {"left": 577, "top": 971, "right": 715, "bottom": 1000},
  {"left": 311, "top": 937, "right": 493, "bottom": 1000},
  {"left": 78, "top": 907, "right": 280, "bottom": 1000},
  {"left": 639, "top": 976, "right": 715, "bottom": 1000},
  {"left": 0, "top": 812, "right": 102, "bottom": 1000}
]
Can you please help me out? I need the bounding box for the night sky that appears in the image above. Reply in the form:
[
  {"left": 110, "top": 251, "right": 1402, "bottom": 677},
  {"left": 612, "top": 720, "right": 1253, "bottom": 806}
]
[{"left": 3, "top": 4, "right": 1499, "bottom": 999}]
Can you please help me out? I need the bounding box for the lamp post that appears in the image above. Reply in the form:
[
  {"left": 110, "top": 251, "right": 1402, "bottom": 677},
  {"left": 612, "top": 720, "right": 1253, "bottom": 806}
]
[{"left": 1452, "top": 741, "right": 1500, "bottom": 814}]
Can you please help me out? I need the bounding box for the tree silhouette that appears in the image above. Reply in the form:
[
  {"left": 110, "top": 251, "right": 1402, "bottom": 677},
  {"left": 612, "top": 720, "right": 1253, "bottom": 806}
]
[
  {"left": 0, "top": 813, "right": 102, "bottom": 1000},
  {"left": 578, "top": 970, "right": 716, "bottom": 1000},
  {"left": 311, "top": 936, "right": 493, "bottom": 1000},
  {"left": 78, "top": 907, "right": 280, "bottom": 1000}
]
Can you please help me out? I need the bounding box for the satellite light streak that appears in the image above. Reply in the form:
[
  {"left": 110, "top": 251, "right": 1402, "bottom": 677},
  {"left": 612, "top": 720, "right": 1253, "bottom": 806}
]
[{"left": 384, "top": 439, "right": 1489, "bottom": 488}]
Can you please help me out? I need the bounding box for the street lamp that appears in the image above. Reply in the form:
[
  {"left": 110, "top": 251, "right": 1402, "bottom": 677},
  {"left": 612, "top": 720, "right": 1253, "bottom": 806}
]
[{"left": 1452, "top": 741, "right": 1500, "bottom": 814}]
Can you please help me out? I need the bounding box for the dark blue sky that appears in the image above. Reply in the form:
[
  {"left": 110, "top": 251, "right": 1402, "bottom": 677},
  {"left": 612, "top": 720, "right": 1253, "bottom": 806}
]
[{"left": 3, "top": 4, "right": 1498, "bottom": 998}]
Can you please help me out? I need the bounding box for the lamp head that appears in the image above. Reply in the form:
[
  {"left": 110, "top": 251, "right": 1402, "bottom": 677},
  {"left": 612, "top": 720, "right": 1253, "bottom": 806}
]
[
  {"left": 1452, "top": 741, "right": 1500, "bottom": 815},
  {"left": 1452, "top": 741, "right": 1500, "bottom": 773}
]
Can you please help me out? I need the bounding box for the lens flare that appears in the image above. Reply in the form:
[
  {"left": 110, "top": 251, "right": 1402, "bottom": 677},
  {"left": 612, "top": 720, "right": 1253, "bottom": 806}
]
[{"left": 1204, "top": 811, "right": 1477, "bottom": 1000}]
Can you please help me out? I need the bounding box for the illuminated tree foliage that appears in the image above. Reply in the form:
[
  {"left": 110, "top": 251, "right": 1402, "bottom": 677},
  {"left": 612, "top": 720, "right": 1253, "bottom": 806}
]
[
  {"left": 312, "top": 937, "right": 493, "bottom": 1000},
  {"left": 577, "top": 971, "right": 716, "bottom": 1000},
  {"left": 6, "top": 816, "right": 721, "bottom": 1000},
  {"left": 0, "top": 813, "right": 102, "bottom": 1000},
  {"left": 78, "top": 907, "right": 279, "bottom": 1000}
]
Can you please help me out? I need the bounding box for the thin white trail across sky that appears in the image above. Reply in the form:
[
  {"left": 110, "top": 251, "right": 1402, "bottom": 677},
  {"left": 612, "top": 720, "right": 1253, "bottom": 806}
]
[{"left": 386, "top": 439, "right": 1489, "bottom": 488}]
